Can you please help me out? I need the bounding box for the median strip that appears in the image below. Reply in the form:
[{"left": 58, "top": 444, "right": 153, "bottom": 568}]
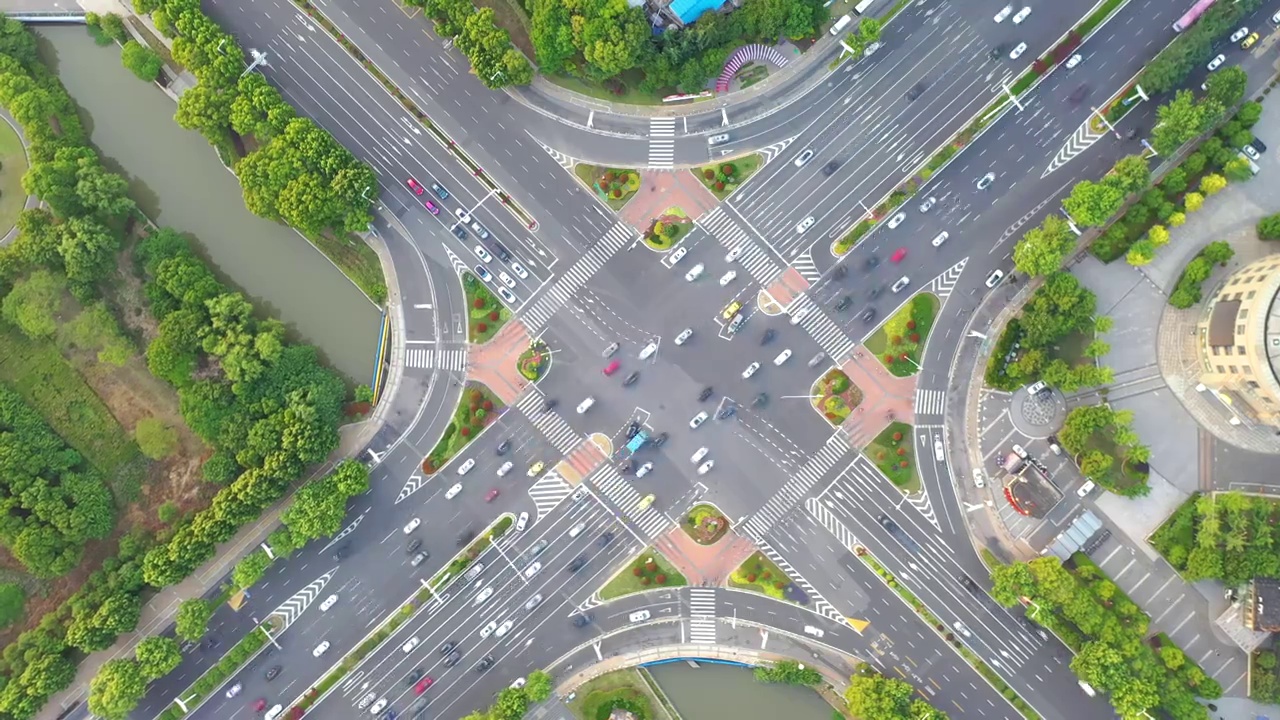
[{"left": 155, "top": 624, "right": 273, "bottom": 720}]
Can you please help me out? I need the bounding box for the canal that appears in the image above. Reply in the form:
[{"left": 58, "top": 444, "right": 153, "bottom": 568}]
[
  {"left": 35, "top": 27, "right": 379, "bottom": 381},
  {"left": 647, "top": 662, "right": 836, "bottom": 720}
]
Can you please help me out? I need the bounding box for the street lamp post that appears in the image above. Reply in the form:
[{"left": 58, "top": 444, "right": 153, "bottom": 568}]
[
  {"left": 1000, "top": 81, "right": 1024, "bottom": 112},
  {"left": 780, "top": 394, "right": 823, "bottom": 401},
  {"left": 241, "top": 49, "right": 269, "bottom": 79},
  {"left": 1090, "top": 105, "right": 1122, "bottom": 140},
  {"left": 451, "top": 188, "right": 498, "bottom": 231},
  {"left": 253, "top": 616, "right": 283, "bottom": 651}
]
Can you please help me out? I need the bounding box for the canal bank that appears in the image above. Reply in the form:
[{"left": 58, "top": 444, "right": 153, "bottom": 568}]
[
  {"left": 647, "top": 662, "right": 837, "bottom": 720},
  {"left": 34, "top": 26, "right": 380, "bottom": 381}
]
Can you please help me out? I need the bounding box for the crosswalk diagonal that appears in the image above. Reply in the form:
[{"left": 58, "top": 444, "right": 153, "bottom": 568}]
[
  {"left": 649, "top": 118, "right": 675, "bottom": 169},
  {"left": 528, "top": 470, "right": 573, "bottom": 520},
  {"left": 743, "top": 436, "right": 850, "bottom": 539},
  {"left": 698, "top": 207, "right": 783, "bottom": 287},
  {"left": 405, "top": 347, "right": 467, "bottom": 371},
  {"left": 514, "top": 390, "right": 581, "bottom": 453},
  {"left": 521, "top": 222, "right": 635, "bottom": 332},
  {"left": 804, "top": 497, "right": 858, "bottom": 549},
  {"left": 588, "top": 466, "right": 671, "bottom": 540},
  {"left": 688, "top": 588, "right": 717, "bottom": 644},
  {"left": 787, "top": 295, "right": 855, "bottom": 361},
  {"left": 791, "top": 250, "right": 820, "bottom": 284},
  {"left": 755, "top": 540, "right": 844, "bottom": 623},
  {"left": 914, "top": 388, "right": 945, "bottom": 417}
]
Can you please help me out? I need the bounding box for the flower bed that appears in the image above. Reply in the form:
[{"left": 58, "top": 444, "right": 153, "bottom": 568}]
[
  {"left": 463, "top": 272, "right": 509, "bottom": 343},
  {"left": 865, "top": 421, "right": 919, "bottom": 493},
  {"left": 864, "top": 293, "right": 938, "bottom": 377},
  {"left": 682, "top": 503, "right": 730, "bottom": 545},
  {"left": 729, "top": 552, "right": 794, "bottom": 601},
  {"left": 644, "top": 206, "right": 691, "bottom": 250},
  {"left": 517, "top": 340, "right": 550, "bottom": 381},
  {"left": 420, "top": 382, "right": 504, "bottom": 474},
  {"left": 693, "top": 154, "right": 760, "bottom": 201},
  {"left": 575, "top": 163, "right": 640, "bottom": 210},
  {"left": 599, "top": 548, "right": 687, "bottom": 600},
  {"left": 811, "top": 368, "right": 861, "bottom": 427}
]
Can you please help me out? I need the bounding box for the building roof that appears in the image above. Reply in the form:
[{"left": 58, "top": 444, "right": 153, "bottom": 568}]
[
  {"left": 1254, "top": 577, "right": 1280, "bottom": 631},
  {"left": 1207, "top": 299, "right": 1240, "bottom": 347},
  {"left": 669, "top": 0, "right": 724, "bottom": 24}
]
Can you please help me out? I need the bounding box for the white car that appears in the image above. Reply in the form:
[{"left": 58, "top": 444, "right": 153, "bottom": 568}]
[
  {"left": 685, "top": 263, "right": 705, "bottom": 281},
  {"left": 742, "top": 362, "right": 760, "bottom": 379},
  {"left": 931, "top": 231, "right": 949, "bottom": 247},
  {"left": 264, "top": 706, "right": 283, "bottom": 720},
  {"left": 689, "top": 411, "right": 709, "bottom": 429},
  {"left": 498, "top": 271, "right": 516, "bottom": 289},
  {"left": 977, "top": 172, "right": 996, "bottom": 190},
  {"left": 953, "top": 621, "right": 972, "bottom": 638},
  {"left": 691, "top": 447, "right": 710, "bottom": 464},
  {"left": 1065, "top": 53, "right": 1082, "bottom": 69},
  {"left": 985, "top": 269, "right": 1005, "bottom": 288},
  {"left": 457, "top": 457, "right": 475, "bottom": 475},
  {"left": 510, "top": 261, "right": 529, "bottom": 279},
  {"left": 803, "top": 625, "right": 825, "bottom": 638},
  {"left": 357, "top": 693, "right": 375, "bottom": 709},
  {"left": 516, "top": 511, "right": 529, "bottom": 531},
  {"left": 1077, "top": 480, "right": 1097, "bottom": 498},
  {"left": 576, "top": 397, "right": 595, "bottom": 414},
  {"left": 473, "top": 586, "right": 495, "bottom": 606},
  {"left": 474, "top": 245, "right": 492, "bottom": 263},
  {"left": 454, "top": 207, "right": 471, "bottom": 224},
  {"left": 891, "top": 276, "right": 911, "bottom": 293},
  {"left": 933, "top": 439, "right": 945, "bottom": 462},
  {"left": 511, "top": 677, "right": 527, "bottom": 690},
  {"left": 674, "top": 328, "right": 693, "bottom": 345},
  {"left": 1012, "top": 444, "right": 1028, "bottom": 459},
  {"left": 445, "top": 482, "right": 463, "bottom": 500},
  {"left": 494, "top": 620, "right": 514, "bottom": 638},
  {"left": 523, "top": 561, "right": 542, "bottom": 578},
  {"left": 474, "top": 264, "right": 492, "bottom": 282},
  {"left": 636, "top": 461, "right": 653, "bottom": 477},
  {"left": 319, "top": 594, "right": 338, "bottom": 611},
  {"left": 974, "top": 469, "right": 986, "bottom": 488},
  {"left": 725, "top": 247, "right": 742, "bottom": 263},
  {"left": 669, "top": 246, "right": 688, "bottom": 264},
  {"left": 313, "top": 641, "right": 330, "bottom": 657},
  {"left": 789, "top": 306, "right": 809, "bottom": 325},
  {"left": 1012, "top": 6, "right": 1031, "bottom": 24},
  {"left": 639, "top": 341, "right": 659, "bottom": 360},
  {"left": 886, "top": 211, "right": 906, "bottom": 229},
  {"left": 1230, "top": 26, "right": 1250, "bottom": 43},
  {"left": 403, "top": 518, "right": 421, "bottom": 534},
  {"left": 497, "top": 460, "right": 513, "bottom": 477},
  {"left": 719, "top": 270, "right": 737, "bottom": 286},
  {"left": 1243, "top": 144, "right": 1261, "bottom": 161},
  {"left": 479, "top": 620, "right": 498, "bottom": 638},
  {"left": 795, "top": 216, "right": 816, "bottom": 233},
  {"left": 498, "top": 287, "right": 517, "bottom": 305},
  {"left": 994, "top": 4, "right": 1012, "bottom": 22},
  {"left": 402, "top": 637, "right": 420, "bottom": 653},
  {"left": 793, "top": 148, "right": 814, "bottom": 167},
  {"left": 629, "top": 610, "right": 651, "bottom": 622},
  {"left": 773, "top": 349, "right": 792, "bottom": 365},
  {"left": 370, "top": 699, "right": 388, "bottom": 715},
  {"left": 918, "top": 196, "right": 936, "bottom": 213},
  {"left": 697, "top": 460, "right": 714, "bottom": 475},
  {"left": 226, "top": 683, "right": 242, "bottom": 699},
  {"left": 1009, "top": 42, "right": 1027, "bottom": 60},
  {"left": 1207, "top": 54, "right": 1226, "bottom": 72}
]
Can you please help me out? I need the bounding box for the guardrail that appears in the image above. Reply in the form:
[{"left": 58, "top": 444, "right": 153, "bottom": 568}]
[{"left": 8, "top": 11, "right": 86, "bottom": 23}]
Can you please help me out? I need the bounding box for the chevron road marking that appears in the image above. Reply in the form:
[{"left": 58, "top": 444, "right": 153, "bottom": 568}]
[
  {"left": 1043, "top": 118, "right": 1106, "bottom": 178},
  {"left": 531, "top": 135, "right": 578, "bottom": 169},
  {"left": 758, "top": 136, "right": 797, "bottom": 164},
  {"left": 926, "top": 258, "right": 967, "bottom": 300},
  {"left": 268, "top": 569, "right": 337, "bottom": 629}
]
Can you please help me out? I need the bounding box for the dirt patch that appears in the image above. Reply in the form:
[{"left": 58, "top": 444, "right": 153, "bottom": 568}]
[
  {"left": 472, "top": 0, "right": 535, "bottom": 60},
  {"left": 0, "top": 528, "right": 121, "bottom": 648}
]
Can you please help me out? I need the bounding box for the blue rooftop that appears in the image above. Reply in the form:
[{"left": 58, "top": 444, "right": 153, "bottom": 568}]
[{"left": 669, "top": 0, "right": 724, "bottom": 25}]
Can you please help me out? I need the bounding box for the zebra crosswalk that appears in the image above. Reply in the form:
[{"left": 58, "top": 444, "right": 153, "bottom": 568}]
[
  {"left": 688, "top": 588, "right": 717, "bottom": 644},
  {"left": 588, "top": 466, "right": 671, "bottom": 540},
  {"left": 649, "top": 118, "right": 675, "bottom": 168},
  {"left": 755, "top": 540, "right": 843, "bottom": 623},
  {"left": 405, "top": 346, "right": 467, "bottom": 371},
  {"left": 514, "top": 391, "right": 581, "bottom": 454},
  {"left": 786, "top": 295, "right": 855, "bottom": 361},
  {"left": 528, "top": 470, "right": 573, "bottom": 520},
  {"left": 804, "top": 498, "right": 858, "bottom": 550},
  {"left": 743, "top": 436, "right": 850, "bottom": 539},
  {"left": 521, "top": 222, "right": 635, "bottom": 332},
  {"left": 791, "top": 250, "right": 820, "bottom": 284},
  {"left": 698, "top": 207, "right": 782, "bottom": 287},
  {"left": 914, "top": 388, "right": 945, "bottom": 417}
]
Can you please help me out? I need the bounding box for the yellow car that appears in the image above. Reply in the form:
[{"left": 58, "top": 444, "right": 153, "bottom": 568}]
[
  {"left": 721, "top": 300, "right": 742, "bottom": 320},
  {"left": 1242, "top": 32, "right": 1260, "bottom": 50},
  {"left": 526, "top": 461, "right": 545, "bottom": 477},
  {"left": 637, "top": 494, "right": 656, "bottom": 511}
]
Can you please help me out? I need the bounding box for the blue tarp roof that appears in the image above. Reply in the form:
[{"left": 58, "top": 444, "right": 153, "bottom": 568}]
[{"left": 670, "top": 0, "right": 723, "bottom": 24}]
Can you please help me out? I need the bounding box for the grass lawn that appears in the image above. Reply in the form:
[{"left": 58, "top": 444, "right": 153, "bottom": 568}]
[
  {"left": 0, "top": 116, "right": 27, "bottom": 238},
  {"left": 600, "top": 547, "right": 687, "bottom": 600},
  {"left": 574, "top": 163, "right": 641, "bottom": 211},
  {"left": 517, "top": 340, "right": 549, "bottom": 381},
  {"left": 681, "top": 503, "right": 730, "bottom": 545},
  {"left": 1084, "top": 432, "right": 1149, "bottom": 494},
  {"left": 864, "top": 293, "right": 939, "bottom": 377},
  {"left": 729, "top": 551, "right": 794, "bottom": 602},
  {"left": 833, "top": 218, "right": 873, "bottom": 255},
  {"left": 463, "top": 272, "right": 510, "bottom": 343},
  {"left": 313, "top": 232, "right": 387, "bottom": 304},
  {"left": 811, "top": 368, "right": 861, "bottom": 427},
  {"left": 693, "top": 154, "right": 761, "bottom": 201},
  {"left": 644, "top": 206, "right": 691, "bottom": 250},
  {"left": 544, "top": 68, "right": 669, "bottom": 106},
  {"left": 421, "top": 382, "right": 504, "bottom": 473},
  {"left": 571, "top": 668, "right": 660, "bottom": 720},
  {"left": 864, "top": 421, "right": 920, "bottom": 494}
]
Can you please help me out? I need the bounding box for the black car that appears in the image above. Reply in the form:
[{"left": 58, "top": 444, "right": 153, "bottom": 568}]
[
  {"left": 331, "top": 543, "right": 350, "bottom": 561},
  {"left": 456, "top": 530, "right": 475, "bottom": 547},
  {"left": 407, "top": 537, "right": 422, "bottom": 554},
  {"left": 958, "top": 574, "right": 979, "bottom": 592},
  {"left": 444, "top": 650, "right": 462, "bottom": 667},
  {"left": 542, "top": 398, "right": 557, "bottom": 412},
  {"left": 865, "top": 255, "right": 880, "bottom": 271},
  {"left": 623, "top": 371, "right": 640, "bottom": 387},
  {"left": 626, "top": 421, "right": 640, "bottom": 438},
  {"left": 491, "top": 241, "right": 512, "bottom": 262},
  {"left": 822, "top": 160, "right": 839, "bottom": 177},
  {"left": 716, "top": 406, "right": 736, "bottom": 420},
  {"left": 834, "top": 296, "right": 852, "bottom": 312},
  {"left": 618, "top": 459, "right": 634, "bottom": 474},
  {"left": 698, "top": 387, "right": 714, "bottom": 402},
  {"left": 832, "top": 265, "right": 847, "bottom": 280},
  {"left": 474, "top": 656, "right": 495, "bottom": 672},
  {"left": 988, "top": 44, "right": 1007, "bottom": 60},
  {"left": 867, "top": 285, "right": 882, "bottom": 301},
  {"left": 405, "top": 667, "right": 424, "bottom": 685},
  {"left": 761, "top": 329, "right": 775, "bottom": 345},
  {"left": 439, "top": 640, "right": 456, "bottom": 655},
  {"left": 877, "top": 514, "right": 898, "bottom": 532},
  {"left": 597, "top": 532, "right": 614, "bottom": 548},
  {"left": 860, "top": 307, "right": 877, "bottom": 324},
  {"left": 265, "top": 665, "right": 281, "bottom": 681},
  {"left": 906, "top": 83, "right": 925, "bottom": 101},
  {"left": 496, "top": 439, "right": 510, "bottom": 455},
  {"left": 753, "top": 393, "right": 768, "bottom": 407},
  {"left": 1252, "top": 138, "right": 1268, "bottom": 154},
  {"left": 649, "top": 432, "right": 668, "bottom": 448},
  {"left": 452, "top": 226, "right": 467, "bottom": 240},
  {"left": 567, "top": 556, "right": 587, "bottom": 572},
  {"left": 572, "top": 613, "right": 593, "bottom": 628},
  {"left": 1067, "top": 84, "right": 1089, "bottom": 104}
]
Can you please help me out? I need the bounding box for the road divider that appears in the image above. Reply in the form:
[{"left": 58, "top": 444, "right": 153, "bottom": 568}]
[
  {"left": 154, "top": 623, "right": 274, "bottom": 720},
  {"left": 288, "top": 0, "right": 539, "bottom": 230}
]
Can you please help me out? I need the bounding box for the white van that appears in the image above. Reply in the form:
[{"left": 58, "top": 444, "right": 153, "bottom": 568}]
[{"left": 830, "top": 14, "right": 852, "bottom": 35}]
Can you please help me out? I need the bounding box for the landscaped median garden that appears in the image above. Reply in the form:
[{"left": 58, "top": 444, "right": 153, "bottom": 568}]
[
  {"left": 1150, "top": 491, "right": 1280, "bottom": 586},
  {"left": 682, "top": 503, "right": 730, "bottom": 545},
  {"left": 600, "top": 548, "right": 687, "bottom": 601},
  {"left": 1057, "top": 403, "right": 1150, "bottom": 497},
  {"left": 517, "top": 339, "right": 550, "bottom": 381},
  {"left": 428, "top": 515, "right": 513, "bottom": 592},
  {"left": 729, "top": 552, "right": 795, "bottom": 602},
  {"left": 643, "top": 206, "right": 691, "bottom": 250},
  {"left": 420, "top": 382, "right": 504, "bottom": 474},
  {"left": 464, "top": 271, "right": 510, "bottom": 343},
  {"left": 810, "top": 368, "right": 861, "bottom": 427},
  {"left": 864, "top": 421, "right": 919, "bottom": 494},
  {"left": 575, "top": 163, "right": 640, "bottom": 210},
  {"left": 693, "top": 154, "right": 760, "bottom": 201},
  {"left": 864, "top": 293, "right": 938, "bottom": 377},
  {"left": 154, "top": 625, "right": 273, "bottom": 720}
]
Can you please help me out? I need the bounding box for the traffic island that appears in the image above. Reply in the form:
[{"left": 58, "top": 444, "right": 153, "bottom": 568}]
[
  {"left": 599, "top": 548, "right": 688, "bottom": 601},
  {"left": 419, "top": 382, "right": 504, "bottom": 474},
  {"left": 517, "top": 339, "right": 550, "bottom": 381},
  {"left": 569, "top": 668, "right": 670, "bottom": 720},
  {"left": 693, "top": 154, "right": 760, "bottom": 201},
  {"left": 864, "top": 421, "right": 920, "bottom": 494},
  {"left": 463, "top": 271, "right": 510, "bottom": 343},
  {"left": 681, "top": 503, "right": 731, "bottom": 545},
  {"left": 811, "top": 368, "right": 862, "bottom": 427},
  {"left": 865, "top": 293, "right": 939, "bottom": 377},
  {"left": 575, "top": 163, "right": 641, "bottom": 211},
  {"left": 643, "top": 206, "right": 691, "bottom": 250},
  {"left": 729, "top": 551, "right": 799, "bottom": 603}
]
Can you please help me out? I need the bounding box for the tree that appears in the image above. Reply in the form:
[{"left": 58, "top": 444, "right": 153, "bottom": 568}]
[
  {"left": 232, "top": 549, "right": 272, "bottom": 589},
  {"left": 1079, "top": 450, "right": 1114, "bottom": 481},
  {"left": 524, "top": 670, "right": 553, "bottom": 703},
  {"left": 1126, "top": 239, "right": 1155, "bottom": 267},
  {"left": 1235, "top": 100, "right": 1263, "bottom": 127},
  {"left": 1202, "top": 240, "right": 1234, "bottom": 265},
  {"left": 0, "top": 582, "right": 25, "bottom": 628},
  {"left": 1198, "top": 173, "right": 1227, "bottom": 196},
  {"left": 174, "top": 81, "right": 234, "bottom": 140},
  {"left": 87, "top": 658, "right": 146, "bottom": 720},
  {"left": 175, "top": 598, "right": 213, "bottom": 641},
  {"left": 1169, "top": 211, "right": 1187, "bottom": 227},
  {"left": 1147, "top": 225, "right": 1170, "bottom": 247},
  {"left": 135, "top": 417, "right": 180, "bottom": 459},
  {"left": 755, "top": 659, "right": 823, "bottom": 685},
  {"left": 134, "top": 636, "right": 181, "bottom": 680},
  {"left": 97, "top": 12, "right": 129, "bottom": 43},
  {"left": 1071, "top": 641, "right": 1130, "bottom": 691},
  {"left": 1013, "top": 215, "right": 1076, "bottom": 276},
  {"left": 1151, "top": 90, "right": 1208, "bottom": 156},
  {"left": 0, "top": 15, "right": 40, "bottom": 69},
  {"left": 1223, "top": 156, "right": 1255, "bottom": 182},
  {"left": 1258, "top": 213, "right": 1280, "bottom": 240},
  {"left": 121, "top": 40, "right": 163, "bottom": 82},
  {"left": 1063, "top": 179, "right": 1124, "bottom": 227},
  {"left": 1204, "top": 65, "right": 1247, "bottom": 108},
  {"left": 845, "top": 670, "right": 916, "bottom": 719},
  {"left": 1, "top": 268, "right": 66, "bottom": 339},
  {"left": 492, "top": 687, "right": 529, "bottom": 720},
  {"left": 529, "top": 0, "right": 575, "bottom": 74},
  {"left": 1109, "top": 154, "right": 1150, "bottom": 196},
  {"left": 1183, "top": 192, "right": 1204, "bottom": 213}
]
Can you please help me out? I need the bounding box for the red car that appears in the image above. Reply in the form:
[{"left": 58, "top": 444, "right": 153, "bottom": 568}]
[
  {"left": 415, "top": 676, "right": 435, "bottom": 695},
  {"left": 424, "top": 200, "right": 440, "bottom": 215},
  {"left": 603, "top": 360, "right": 621, "bottom": 376},
  {"left": 406, "top": 177, "right": 424, "bottom": 195},
  {"left": 485, "top": 488, "right": 500, "bottom": 503},
  {"left": 890, "top": 247, "right": 908, "bottom": 263},
  {"left": 251, "top": 698, "right": 267, "bottom": 712}
]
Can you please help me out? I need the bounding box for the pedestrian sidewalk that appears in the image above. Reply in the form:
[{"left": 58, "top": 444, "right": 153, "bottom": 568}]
[
  {"left": 837, "top": 350, "right": 916, "bottom": 449},
  {"left": 654, "top": 527, "right": 755, "bottom": 587},
  {"left": 467, "top": 320, "right": 532, "bottom": 405}
]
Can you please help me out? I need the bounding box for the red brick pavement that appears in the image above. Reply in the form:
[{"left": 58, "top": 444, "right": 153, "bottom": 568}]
[
  {"left": 466, "top": 320, "right": 531, "bottom": 405},
  {"left": 656, "top": 528, "right": 757, "bottom": 586},
  {"left": 619, "top": 171, "right": 719, "bottom": 234},
  {"left": 557, "top": 439, "right": 608, "bottom": 486},
  {"left": 836, "top": 350, "right": 917, "bottom": 449},
  {"left": 763, "top": 267, "right": 810, "bottom": 310}
]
